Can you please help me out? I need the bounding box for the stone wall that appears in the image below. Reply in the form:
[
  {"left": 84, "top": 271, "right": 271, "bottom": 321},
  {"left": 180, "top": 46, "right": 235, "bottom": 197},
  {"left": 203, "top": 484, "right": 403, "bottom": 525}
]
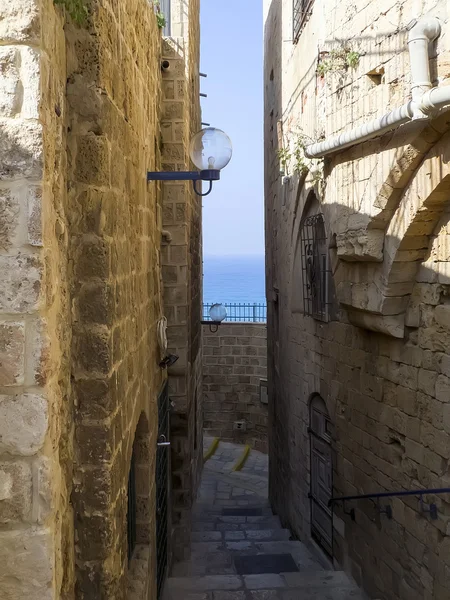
[
  {"left": 203, "top": 324, "right": 268, "bottom": 452},
  {"left": 65, "top": 1, "right": 166, "bottom": 596},
  {"left": 159, "top": 0, "right": 203, "bottom": 562},
  {"left": 265, "top": 1, "right": 450, "bottom": 599},
  {"left": 0, "top": 2, "right": 73, "bottom": 598},
  {"left": 0, "top": 0, "right": 202, "bottom": 598}
]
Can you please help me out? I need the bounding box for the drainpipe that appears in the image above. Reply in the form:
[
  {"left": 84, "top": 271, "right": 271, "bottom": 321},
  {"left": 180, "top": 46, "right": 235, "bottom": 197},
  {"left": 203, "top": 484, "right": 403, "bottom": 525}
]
[{"left": 305, "top": 16, "right": 446, "bottom": 158}]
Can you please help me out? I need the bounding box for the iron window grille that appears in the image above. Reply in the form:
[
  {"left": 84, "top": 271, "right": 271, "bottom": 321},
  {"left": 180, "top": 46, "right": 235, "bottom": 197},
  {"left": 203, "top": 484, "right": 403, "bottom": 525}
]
[
  {"left": 127, "top": 451, "right": 137, "bottom": 562},
  {"left": 300, "top": 213, "right": 330, "bottom": 321},
  {"left": 293, "top": 0, "right": 314, "bottom": 43}
]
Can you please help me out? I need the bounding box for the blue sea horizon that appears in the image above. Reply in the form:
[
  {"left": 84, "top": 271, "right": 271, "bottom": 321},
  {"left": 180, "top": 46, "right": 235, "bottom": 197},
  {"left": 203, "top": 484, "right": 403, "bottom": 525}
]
[{"left": 203, "top": 254, "right": 266, "bottom": 306}]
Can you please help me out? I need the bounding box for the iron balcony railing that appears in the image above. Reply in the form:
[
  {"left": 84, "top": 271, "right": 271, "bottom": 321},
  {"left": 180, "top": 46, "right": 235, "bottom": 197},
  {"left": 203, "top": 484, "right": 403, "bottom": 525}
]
[
  {"left": 202, "top": 303, "right": 267, "bottom": 323},
  {"left": 329, "top": 487, "right": 450, "bottom": 521}
]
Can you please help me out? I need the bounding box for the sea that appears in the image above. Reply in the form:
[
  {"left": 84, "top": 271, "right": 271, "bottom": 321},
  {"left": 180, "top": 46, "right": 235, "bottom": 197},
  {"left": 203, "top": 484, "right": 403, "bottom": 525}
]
[{"left": 203, "top": 255, "right": 266, "bottom": 305}]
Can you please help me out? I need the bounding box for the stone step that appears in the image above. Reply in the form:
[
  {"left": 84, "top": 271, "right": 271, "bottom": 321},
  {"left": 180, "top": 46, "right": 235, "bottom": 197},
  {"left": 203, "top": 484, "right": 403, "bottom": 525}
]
[
  {"left": 164, "top": 571, "right": 367, "bottom": 600},
  {"left": 191, "top": 529, "right": 291, "bottom": 544},
  {"left": 193, "top": 504, "right": 273, "bottom": 516},
  {"left": 192, "top": 515, "right": 282, "bottom": 531},
  {"left": 190, "top": 539, "right": 315, "bottom": 556},
  {"left": 180, "top": 540, "right": 326, "bottom": 576}
]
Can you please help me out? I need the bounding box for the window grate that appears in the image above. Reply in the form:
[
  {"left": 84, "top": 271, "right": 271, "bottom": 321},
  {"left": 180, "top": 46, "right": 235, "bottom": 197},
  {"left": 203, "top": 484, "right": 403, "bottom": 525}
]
[
  {"left": 300, "top": 214, "right": 330, "bottom": 321},
  {"left": 293, "top": 0, "right": 314, "bottom": 43}
]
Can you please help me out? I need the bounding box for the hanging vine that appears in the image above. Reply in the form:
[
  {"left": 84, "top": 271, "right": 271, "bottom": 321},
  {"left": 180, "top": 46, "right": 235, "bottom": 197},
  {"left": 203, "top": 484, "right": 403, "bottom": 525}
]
[
  {"left": 277, "top": 129, "right": 324, "bottom": 186},
  {"left": 153, "top": 1, "right": 167, "bottom": 28},
  {"left": 53, "top": 0, "right": 88, "bottom": 25},
  {"left": 317, "top": 46, "right": 360, "bottom": 77}
]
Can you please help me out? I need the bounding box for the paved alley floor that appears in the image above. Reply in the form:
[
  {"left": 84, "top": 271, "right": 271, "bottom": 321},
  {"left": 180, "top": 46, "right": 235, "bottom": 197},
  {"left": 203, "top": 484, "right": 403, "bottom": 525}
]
[{"left": 164, "top": 437, "right": 367, "bottom": 600}]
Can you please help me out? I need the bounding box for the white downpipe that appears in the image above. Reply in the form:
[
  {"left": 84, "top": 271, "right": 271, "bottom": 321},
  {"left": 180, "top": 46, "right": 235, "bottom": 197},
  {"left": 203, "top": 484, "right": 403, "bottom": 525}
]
[
  {"left": 305, "top": 16, "right": 446, "bottom": 159},
  {"left": 408, "top": 16, "right": 441, "bottom": 104}
]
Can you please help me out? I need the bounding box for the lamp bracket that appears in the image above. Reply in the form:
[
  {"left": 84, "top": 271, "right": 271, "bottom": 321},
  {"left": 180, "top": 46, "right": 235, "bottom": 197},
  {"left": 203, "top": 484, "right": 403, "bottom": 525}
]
[
  {"left": 147, "top": 169, "right": 220, "bottom": 197},
  {"left": 200, "top": 320, "right": 223, "bottom": 333},
  {"left": 147, "top": 169, "right": 220, "bottom": 182}
]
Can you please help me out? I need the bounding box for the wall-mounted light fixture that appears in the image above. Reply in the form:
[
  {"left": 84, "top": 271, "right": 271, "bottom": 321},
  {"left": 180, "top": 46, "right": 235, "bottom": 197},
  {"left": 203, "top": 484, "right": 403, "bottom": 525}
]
[
  {"left": 159, "top": 354, "right": 179, "bottom": 369},
  {"left": 201, "top": 303, "right": 227, "bottom": 333},
  {"left": 147, "top": 127, "right": 232, "bottom": 197}
]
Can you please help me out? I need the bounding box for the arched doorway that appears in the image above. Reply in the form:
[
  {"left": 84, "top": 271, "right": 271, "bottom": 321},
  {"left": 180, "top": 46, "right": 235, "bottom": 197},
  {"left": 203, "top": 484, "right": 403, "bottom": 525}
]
[{"left": 309, "top": 394, "right": 333, "bottom": 556}]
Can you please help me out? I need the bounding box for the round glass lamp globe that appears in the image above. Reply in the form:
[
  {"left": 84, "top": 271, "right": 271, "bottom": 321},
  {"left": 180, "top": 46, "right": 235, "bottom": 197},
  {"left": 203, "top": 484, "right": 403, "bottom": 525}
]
[
  {"left": 190, "top": 128, "right": 232, "bottom": 171},
  {"left": 209, "top": 303, "right": 227, "bottom": 323}
]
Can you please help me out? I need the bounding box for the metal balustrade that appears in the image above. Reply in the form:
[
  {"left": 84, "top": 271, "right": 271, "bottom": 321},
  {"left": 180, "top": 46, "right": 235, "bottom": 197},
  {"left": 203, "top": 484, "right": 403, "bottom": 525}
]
[{"left": 202, "top": 303, "right": 267, "bottom": 323}]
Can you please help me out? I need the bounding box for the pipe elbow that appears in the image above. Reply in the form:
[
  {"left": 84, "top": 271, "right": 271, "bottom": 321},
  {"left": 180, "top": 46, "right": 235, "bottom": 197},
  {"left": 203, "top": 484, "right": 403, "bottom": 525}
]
[{"left": 408, "top": 16, "right": 441, "bottom": 44}]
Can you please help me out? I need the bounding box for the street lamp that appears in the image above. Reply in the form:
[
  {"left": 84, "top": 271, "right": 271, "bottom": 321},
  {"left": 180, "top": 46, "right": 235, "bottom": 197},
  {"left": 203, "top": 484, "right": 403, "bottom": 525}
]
[
  {"left": 201, "top": 303, "right": 227, "bottom": 333},
  {"left": 147, "top": 127, "right": 232, "bottom": 197}
]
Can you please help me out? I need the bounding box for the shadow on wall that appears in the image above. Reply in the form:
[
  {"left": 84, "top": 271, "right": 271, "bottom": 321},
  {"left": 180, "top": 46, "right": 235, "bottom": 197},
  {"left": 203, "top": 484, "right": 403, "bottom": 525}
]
[{"left": 264, "top": 3, "right": 450, "bottom": 594}]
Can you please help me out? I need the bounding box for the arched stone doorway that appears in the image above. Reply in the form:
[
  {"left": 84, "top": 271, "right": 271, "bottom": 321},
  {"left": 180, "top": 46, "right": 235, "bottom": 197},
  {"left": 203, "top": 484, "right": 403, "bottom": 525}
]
[
  {"left": 309, "top": 394, "right": 333, "bottom": 556},
  {"left": 126, "top": 412, "right": 153, "bottom": 600}
]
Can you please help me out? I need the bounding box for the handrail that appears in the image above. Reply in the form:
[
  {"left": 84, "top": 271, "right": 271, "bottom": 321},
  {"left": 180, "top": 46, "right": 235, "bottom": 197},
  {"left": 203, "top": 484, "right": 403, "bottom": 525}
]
[{"left": 329, "top": 487, "right": 450, "bottom": 507}]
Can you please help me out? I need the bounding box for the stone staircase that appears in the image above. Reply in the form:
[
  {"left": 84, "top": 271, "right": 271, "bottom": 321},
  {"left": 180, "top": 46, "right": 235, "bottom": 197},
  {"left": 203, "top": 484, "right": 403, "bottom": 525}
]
[{"left": 164, "top": 498, "right": 367, "bottom": 600}]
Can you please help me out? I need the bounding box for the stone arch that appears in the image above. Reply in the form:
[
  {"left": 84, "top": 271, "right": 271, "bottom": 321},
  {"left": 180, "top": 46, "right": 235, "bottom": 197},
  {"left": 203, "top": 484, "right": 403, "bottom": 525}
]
[
  {"left": 339, "top": 128, "right": 450, "bottom": 338},
  {"left": 380, "top": 131, "right": 450, "bottom": 318},
  {"left": 330, "top": 114, "right": 450, "bottom": 263},
  {"left": 126, "top": 411, "right": 154, "bottom": 600},
  {"left": 369, "top": 117, "right": 449, "bottom": 230}
]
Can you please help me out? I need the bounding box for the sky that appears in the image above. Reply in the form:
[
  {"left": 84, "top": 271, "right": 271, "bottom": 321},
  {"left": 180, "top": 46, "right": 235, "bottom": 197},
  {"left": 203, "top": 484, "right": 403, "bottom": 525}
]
[{"left": 200, "top": 0, "right": 264, "bottom": 257}]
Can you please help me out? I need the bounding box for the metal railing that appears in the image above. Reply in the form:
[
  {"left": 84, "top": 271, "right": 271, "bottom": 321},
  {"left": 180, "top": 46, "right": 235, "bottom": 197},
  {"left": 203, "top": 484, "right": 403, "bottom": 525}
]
[
  {"left": 329, "top": 486, "right": 450, "bottom": 521},
  {"left": 202, "top": 303, "right": 267, "bottom": 323}
]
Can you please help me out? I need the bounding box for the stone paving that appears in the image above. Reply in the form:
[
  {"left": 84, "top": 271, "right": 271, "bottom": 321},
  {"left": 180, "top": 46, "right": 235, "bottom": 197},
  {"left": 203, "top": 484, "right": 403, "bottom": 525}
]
[{"left": 164, "top": 438, "right": 368, "bottom": 600}]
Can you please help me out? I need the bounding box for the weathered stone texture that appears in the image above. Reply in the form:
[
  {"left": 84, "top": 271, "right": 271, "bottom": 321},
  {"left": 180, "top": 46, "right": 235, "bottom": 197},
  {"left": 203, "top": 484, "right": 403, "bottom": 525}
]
[
  {"left": 1, "top": 0, "right": 201, "bottom": 599},
  {"left": 265, "top": 0, "right": 450, "bottom": 599},
  {"left": 203, "top": 324, "right": 268, "bottom": 453},
  {"left": 63, "top": 1, "right": 167, "bottom": 596},
  {"left": 160, "top": 1, "right": 203, "bottom": 562}
]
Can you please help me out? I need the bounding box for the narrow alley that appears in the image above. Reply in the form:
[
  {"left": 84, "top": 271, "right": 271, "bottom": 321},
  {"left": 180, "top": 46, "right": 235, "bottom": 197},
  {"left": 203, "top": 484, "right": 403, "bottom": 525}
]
[{"left": 164, "top": 438, "right": 367, "bottom": 600}]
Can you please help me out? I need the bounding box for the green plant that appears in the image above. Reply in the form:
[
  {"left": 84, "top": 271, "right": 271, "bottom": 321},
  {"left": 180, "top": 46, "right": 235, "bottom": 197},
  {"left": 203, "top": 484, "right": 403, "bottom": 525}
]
[
  {"left": 277, "top": 147, "right": 292, "bottom": 174},
  {"left": 317, "top": 61, "right": 332, "bottom": 77},
  {"left": 346, "top": 50, "right": 360, "bottom": 69},
  {"left": 153, "top": 0, "right": 167, "bottom": 28},
  {"left": 277, "top": 129, "right": 324, "bottom": 184},
  {"left": 54, "top": 0, "right": 88, "bottom": 25},
  {"left": 317, "top": 46, "right": 360, "bottom": 76},
  {"left": 292, "top": 134, "right": 309, "bottom": 175}
]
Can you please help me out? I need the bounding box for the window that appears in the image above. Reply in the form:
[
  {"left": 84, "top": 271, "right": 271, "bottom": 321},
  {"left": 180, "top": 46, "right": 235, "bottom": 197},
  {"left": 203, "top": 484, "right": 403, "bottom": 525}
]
[
  {"left": 300, "top": 213, "right": 330, "bottom": 321},
  {"left": 293, "top": 0, "right": 314, "bottom": 43}
]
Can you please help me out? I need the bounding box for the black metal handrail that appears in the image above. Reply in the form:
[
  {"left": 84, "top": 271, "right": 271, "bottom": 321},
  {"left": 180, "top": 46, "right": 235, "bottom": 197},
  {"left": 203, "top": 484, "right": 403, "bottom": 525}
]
[
  {"left": 328, "top": 487, "right": 450, "bottom": 507},
  {"left": 328, "top": 487, "right": 450, "bottom": 521}
]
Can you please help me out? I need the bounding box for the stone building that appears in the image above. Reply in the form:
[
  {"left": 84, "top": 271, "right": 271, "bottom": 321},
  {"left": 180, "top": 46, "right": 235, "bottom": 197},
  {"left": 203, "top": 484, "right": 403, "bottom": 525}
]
[
  {"left": 264, "top": 0, "right": 450, "bottom": 598},
  {"left": 0, "top": 0, "right": 202, "bottom": 598}
]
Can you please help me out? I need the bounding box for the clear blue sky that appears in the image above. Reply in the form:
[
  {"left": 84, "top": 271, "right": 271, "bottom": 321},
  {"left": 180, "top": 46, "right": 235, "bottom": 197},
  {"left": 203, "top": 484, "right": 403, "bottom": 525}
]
[{"left": 200, "top": 0, "right": 264, "bottom": 257}]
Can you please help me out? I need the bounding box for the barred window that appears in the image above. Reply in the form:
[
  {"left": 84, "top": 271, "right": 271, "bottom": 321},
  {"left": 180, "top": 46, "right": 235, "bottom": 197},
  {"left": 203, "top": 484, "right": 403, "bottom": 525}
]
[
  {"left": 300, "top": 214, "right": 330, "bottom": 321},
  {"left": 293, "top": 0, "right": 314, "bottom": 43}
]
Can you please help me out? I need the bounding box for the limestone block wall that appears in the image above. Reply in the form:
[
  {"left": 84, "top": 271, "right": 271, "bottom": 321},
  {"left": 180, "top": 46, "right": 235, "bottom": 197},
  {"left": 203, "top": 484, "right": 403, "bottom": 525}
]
[
  {"left": 0, "top": 2, "right": 73, "bottom": 599},
  {"left": 0, "top": 0, "right": 202, "bottom": 598},
  {"left": 264, "top": 0, "right": 450, "bottom": 599},
  {"left": 159, "top": 0, "right": 203, "bottom": 561},
  {"left": 203, "top": 324, "right": 268, "bottom": 452}
]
